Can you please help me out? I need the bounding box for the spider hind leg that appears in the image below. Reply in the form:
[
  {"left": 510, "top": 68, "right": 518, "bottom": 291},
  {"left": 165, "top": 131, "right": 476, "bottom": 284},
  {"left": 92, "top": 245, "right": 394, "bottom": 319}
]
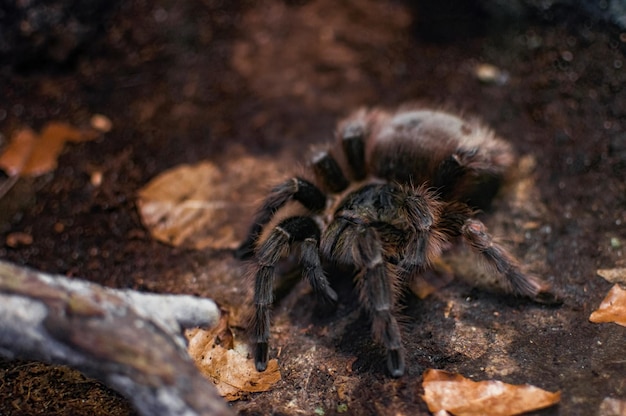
[{"left": 460, "top": 218, "right": 557, "bottom": 304}]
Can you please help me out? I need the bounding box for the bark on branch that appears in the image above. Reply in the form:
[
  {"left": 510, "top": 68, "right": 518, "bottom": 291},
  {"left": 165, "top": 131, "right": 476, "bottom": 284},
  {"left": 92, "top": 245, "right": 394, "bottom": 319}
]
[{"left": 0, "top": 260, "right": 233, "bottom": 416}]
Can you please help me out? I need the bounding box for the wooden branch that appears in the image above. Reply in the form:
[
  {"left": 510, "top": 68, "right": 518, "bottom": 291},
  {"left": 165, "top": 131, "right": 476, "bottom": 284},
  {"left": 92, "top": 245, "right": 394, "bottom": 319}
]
[{"left": 0, "top": 260, "right": 233, "bottom": 416}]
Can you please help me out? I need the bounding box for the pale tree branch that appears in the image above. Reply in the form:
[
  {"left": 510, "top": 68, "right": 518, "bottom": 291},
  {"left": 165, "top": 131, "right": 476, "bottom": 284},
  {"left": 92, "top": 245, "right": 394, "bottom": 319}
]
[{"left": 0, "top": 260, "right": 233, "bottom": 416}]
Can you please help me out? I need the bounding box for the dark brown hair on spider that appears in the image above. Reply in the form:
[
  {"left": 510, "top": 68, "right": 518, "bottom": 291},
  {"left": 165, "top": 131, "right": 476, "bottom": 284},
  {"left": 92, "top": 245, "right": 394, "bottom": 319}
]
[{"left": 235, "top": 105, "right": 555, "bottom": 378}]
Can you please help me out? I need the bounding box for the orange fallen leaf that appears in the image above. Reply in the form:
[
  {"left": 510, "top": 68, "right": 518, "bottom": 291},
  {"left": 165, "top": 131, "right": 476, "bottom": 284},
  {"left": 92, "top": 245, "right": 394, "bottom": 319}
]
[
  {"left": 0, "top": 122, "right": 99, "bottom": 177},
  {"left": 589, "top": 284, "right": 626, "bottom": 327},
  {"left": 421, "top": 369, "right": 561, "bottom": 416},
  {"left": 0, "top": 127, "right": 37, "bottom": 176},
  {"left": 187, "top": 326, "right": 281, "bottom": 401}
]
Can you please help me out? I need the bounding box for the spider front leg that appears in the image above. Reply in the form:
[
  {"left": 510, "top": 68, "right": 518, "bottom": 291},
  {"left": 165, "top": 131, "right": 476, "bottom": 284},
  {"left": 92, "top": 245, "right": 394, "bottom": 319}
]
[
  {"left": 361, "top": 266, "right": 405, "bottom": 377},
  {"left": 252, "top": 215, "right": 337, "bottom": 371},
  {"left": 356, "top": 228, "right": 405, "bottom": 377},
  {"left": 235, "top": 177, "right": 327, "bottom": 260},
  {"left": 325, "top": 220, "right": 405, "bottom": 377}
]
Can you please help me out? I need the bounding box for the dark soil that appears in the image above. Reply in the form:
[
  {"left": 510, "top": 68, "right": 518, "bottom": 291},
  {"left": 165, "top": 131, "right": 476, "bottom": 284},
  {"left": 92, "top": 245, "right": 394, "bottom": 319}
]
[{"left": 1, "top": 1, "right": 625, "bottom": 415}]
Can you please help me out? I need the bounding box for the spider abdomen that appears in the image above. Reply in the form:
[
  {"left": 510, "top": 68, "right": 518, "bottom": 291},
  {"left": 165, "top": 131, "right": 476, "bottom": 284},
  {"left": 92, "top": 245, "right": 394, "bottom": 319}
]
[{"left": 356, "top": 108, "right": 514, "bottom": 207}]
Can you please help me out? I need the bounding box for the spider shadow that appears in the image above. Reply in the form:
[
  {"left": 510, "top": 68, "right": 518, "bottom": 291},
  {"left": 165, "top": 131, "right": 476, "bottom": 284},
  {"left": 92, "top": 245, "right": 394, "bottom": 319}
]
[
  {"left": 272, "top": 251, "right": 562, "bottom": 379},
  {"left": 273, "top": 258, "right": 387, "bottom": 371}
]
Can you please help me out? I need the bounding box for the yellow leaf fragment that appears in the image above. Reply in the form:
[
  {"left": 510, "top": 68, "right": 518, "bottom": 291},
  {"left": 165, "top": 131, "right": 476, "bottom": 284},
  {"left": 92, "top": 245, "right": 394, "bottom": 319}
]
[
  {"left": 421, "top": 369, "right": 561, "bottom": 416},
  {"left": 589, "top": 284, "right": 626, "bottom": 327},
  {"left": 187, "top": 327, "right": 281, "bottom": 401}
]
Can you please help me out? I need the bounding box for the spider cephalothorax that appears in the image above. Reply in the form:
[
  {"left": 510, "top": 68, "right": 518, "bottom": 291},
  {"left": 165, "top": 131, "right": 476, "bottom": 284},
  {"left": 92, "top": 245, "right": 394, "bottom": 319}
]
[{"left": 236, "top": 105, "right": 554, "bottom": 377}]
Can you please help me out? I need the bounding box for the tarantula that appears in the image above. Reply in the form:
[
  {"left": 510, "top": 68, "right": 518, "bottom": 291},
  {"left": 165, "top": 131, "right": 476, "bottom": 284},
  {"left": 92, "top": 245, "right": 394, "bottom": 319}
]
[{"left": 235, "top": 105, "right": 553, "bottom": 377}]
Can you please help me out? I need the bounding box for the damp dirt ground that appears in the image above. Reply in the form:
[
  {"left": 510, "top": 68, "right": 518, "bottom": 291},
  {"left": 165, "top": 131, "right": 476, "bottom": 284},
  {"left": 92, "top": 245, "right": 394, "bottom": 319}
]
[{"left": 0, "top": 1, "right": 625, "bottom": 415}]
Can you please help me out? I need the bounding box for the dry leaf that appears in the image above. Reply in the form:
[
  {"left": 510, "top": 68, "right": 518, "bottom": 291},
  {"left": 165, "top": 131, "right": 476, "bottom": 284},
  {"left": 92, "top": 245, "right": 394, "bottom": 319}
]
[
  {"left": 421, "top": 369, "right": 561, "bottom": 416},
  {"left": 598, "top": 397, "right": 626, "bottom": 416},
  {"left": 597, "top": 268, "right": 626, "bottom": 285},
  {"left": 589, "top": 284, "right": 626, "bottom": 327},
  {"left": 137, "top": 156, "right": 284, "bottom": 250},
  {"left": 187, "top": 325, "right": 281, "bottom": 401},
  {"left": 0, "top": 127, "right": 37, "bottom": 176},
  {"left": 0, "top": 122, "right": 99, "bottom": 177}
]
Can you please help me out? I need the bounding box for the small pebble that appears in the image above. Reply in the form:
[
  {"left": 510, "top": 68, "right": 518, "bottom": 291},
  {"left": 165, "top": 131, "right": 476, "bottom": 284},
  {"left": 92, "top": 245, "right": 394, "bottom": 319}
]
[
  {"left": 90, "top": 114, "right": 113, "bottom": 133},
  {"left": 91, "top": 170, "right": 103, "bottom": 187},
  {"left": 474, "top": 63, "right": 509, "bottom": 85},
  {"left": 611, "top": 237, "right": 621, "bottom": 248}
]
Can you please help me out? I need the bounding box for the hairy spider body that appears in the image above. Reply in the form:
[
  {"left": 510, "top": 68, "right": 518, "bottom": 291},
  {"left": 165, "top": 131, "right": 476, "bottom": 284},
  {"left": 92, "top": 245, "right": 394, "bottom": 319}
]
[{"left": 236, "top": 106, "right": 552, "bottom": 377}]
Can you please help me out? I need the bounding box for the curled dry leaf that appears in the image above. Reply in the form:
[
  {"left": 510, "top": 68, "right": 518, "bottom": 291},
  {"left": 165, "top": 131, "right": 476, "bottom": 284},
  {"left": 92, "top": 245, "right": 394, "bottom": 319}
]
[
  {"left": 0, "top": 122, "right": 99, "bottom": 177},
  {"left": 137, "top": 156, "right": 284, "bottom": 250},
  {"left": 421, "top": 369, "right": 561, "bottom": 416},
  {"left": 589, "top": 284, "right": 626, "bottom": 327},
  {"left": 187, "top": 322, "right": 281, "bottom": 401}
]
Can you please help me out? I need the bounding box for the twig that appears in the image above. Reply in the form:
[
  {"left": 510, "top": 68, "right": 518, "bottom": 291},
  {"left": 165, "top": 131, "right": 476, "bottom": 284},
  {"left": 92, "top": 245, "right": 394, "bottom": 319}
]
[{"left": 0, "top": 260, "right": 233, "bottom": 416}]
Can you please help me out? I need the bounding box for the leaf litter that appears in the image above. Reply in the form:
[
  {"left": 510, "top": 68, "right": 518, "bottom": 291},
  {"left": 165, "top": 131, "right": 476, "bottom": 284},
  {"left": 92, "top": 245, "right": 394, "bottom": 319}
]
[
  {"left": 186, "top": 312, "right": 281, "bottom": 401},
  {"left": 590, "top": 268, "right": 626, "bottom": 327},
  {"left": 0, "top": 121, "right": 104, "bottom": 202},
  {"left": 598, "top": 397, "right": 626, "bottom": 416},
  {"left": 136, "top": 154, "right": 285, "bottom": 250},
  {"left": 0, "top": 121, "right": 100, "bottom": 177},
  {"left": 421, "top": 369, "right": 561, "bottom": 416}
]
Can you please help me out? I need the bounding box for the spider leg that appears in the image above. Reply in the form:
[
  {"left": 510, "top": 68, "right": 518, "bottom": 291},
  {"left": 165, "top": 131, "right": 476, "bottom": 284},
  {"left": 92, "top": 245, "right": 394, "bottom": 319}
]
[
  {"left": 300, "top": 236, "right": 339, "bottom": 306},
  {"left": 436, "top": 201, "right": 554, "bottom": 302},
  {"left": 342, "top": 224, "right": 405, "bottom": 377},
  {"left": 339, "top": 121, "right": 367, "bottom": 180},
  {"left": 235, "top": 177, "right": 326, "bottom": 259},
  {"left": 252, "top": 215, "right": 336, "bottom": 371},
  {"left": 312, "top": 151, "right": 350, "bottom": 192},
  {"left": 433, "top": 153, "right": 465, "bottom": 198},
  {"left": 459, "top": 217, "right": 556, "bottom": 303},
  {"left": 359, "top": 228, "right": 404, "bottom": 377}
]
